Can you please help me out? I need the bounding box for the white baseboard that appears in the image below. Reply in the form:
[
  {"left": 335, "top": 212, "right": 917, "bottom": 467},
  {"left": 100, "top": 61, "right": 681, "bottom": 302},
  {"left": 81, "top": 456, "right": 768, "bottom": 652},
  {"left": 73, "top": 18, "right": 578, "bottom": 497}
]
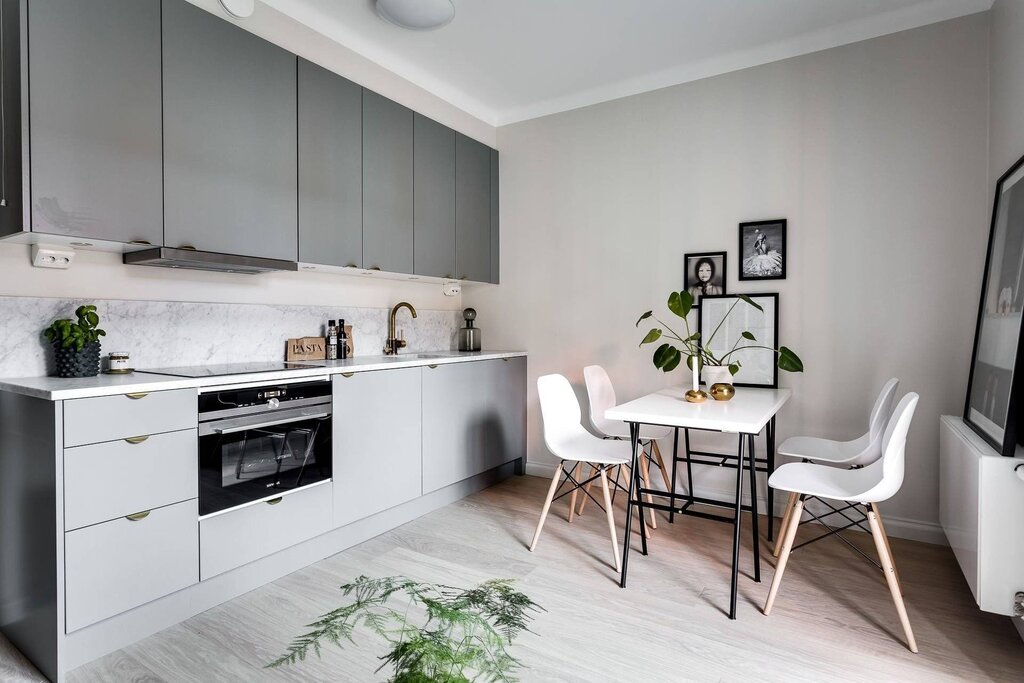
[{"left": 521, "top": 460, "right": 946, "bottom": 545}]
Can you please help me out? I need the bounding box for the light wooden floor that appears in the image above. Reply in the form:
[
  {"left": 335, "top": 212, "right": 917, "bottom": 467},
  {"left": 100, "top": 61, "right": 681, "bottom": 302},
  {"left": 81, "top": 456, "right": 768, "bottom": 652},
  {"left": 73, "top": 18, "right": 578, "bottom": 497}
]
[{"left": 3, "top": 474, "right": 1023, "bottom": 682}]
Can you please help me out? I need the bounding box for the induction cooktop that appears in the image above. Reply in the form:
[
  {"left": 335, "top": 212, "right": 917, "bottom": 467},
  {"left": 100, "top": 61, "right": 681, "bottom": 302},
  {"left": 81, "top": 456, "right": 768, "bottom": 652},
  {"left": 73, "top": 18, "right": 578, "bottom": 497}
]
[{"left": 139, "top": 361, "right": 327, "bottom": 378}]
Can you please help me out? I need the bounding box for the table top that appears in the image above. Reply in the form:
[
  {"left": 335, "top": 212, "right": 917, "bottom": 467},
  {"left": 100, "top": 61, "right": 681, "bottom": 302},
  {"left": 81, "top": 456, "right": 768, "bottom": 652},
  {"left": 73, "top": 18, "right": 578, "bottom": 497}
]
[{"left": 605, "top": 386, "right": 791, "bottom": 434}]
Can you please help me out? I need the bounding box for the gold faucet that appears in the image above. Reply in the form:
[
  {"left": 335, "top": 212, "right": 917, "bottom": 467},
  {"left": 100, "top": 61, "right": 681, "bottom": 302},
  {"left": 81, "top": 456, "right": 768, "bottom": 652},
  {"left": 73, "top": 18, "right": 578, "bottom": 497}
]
[{"left": 384, "top": 302, "right": 417, "bottom": 355}]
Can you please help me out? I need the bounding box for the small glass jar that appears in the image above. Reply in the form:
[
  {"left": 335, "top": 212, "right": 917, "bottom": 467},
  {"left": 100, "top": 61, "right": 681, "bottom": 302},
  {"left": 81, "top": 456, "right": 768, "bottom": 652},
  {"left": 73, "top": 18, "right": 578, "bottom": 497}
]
[{"left": 108, "top": 351, "right": 131, "bottom": 372}]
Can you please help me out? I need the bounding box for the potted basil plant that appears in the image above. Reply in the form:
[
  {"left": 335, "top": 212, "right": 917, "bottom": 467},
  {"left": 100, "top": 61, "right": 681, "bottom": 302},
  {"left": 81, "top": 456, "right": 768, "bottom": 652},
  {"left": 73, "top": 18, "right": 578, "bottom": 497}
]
[
  {"left": 637, "top": 291, "right": 803, "bottom": 386},
  {"left": 43, "top": 305, "right": 106, "bottom": 378}
]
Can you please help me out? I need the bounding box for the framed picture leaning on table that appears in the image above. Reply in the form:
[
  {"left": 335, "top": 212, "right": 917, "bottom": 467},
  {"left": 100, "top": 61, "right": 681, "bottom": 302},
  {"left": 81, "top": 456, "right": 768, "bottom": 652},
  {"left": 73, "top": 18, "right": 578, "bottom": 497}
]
[{"left": 698, "top": 293, "right": 780, "bottom": 388}]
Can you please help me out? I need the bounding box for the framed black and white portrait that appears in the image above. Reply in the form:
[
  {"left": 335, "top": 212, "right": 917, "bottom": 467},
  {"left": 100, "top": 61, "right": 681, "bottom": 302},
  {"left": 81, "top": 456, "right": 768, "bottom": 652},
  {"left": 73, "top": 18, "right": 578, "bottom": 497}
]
[
  {"left": 684, "top": 252, "right": 727, "bottom": 306},
  {"left": 965, "top": 152, "right": 1024, "bottom": 456},
  {"left": 739, "top": 219, "right": 786, "bottom": 280},
  {"left": 698, "top": 293, "right": 780, "bottom": 388}
]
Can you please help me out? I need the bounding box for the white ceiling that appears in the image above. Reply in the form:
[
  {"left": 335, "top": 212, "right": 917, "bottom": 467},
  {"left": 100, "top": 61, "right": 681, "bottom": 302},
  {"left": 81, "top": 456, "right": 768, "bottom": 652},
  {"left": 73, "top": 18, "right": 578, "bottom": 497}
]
[{"left": 261, "top": 0, "right": 992, "bottom": 126}]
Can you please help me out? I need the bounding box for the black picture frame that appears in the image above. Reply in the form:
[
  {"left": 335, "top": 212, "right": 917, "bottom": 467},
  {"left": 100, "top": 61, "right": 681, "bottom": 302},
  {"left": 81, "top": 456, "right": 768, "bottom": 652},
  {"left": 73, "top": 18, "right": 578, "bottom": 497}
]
[
  {"left": 963, "top": 152, "right": 1024, "bottom": 456},
  {"left": 697, "top": 293, "right": 780, "bottom": 388},
  {"left": 683, "top": 251, "right": 727, "bottom": 307},
  {"left": 739, "top": 219, "right": 787, "bottom": 281}
]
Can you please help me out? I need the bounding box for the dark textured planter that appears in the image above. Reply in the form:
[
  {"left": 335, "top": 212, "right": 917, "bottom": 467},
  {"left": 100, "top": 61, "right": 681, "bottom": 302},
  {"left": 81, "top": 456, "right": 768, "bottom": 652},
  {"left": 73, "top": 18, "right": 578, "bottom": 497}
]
[{"left": 54, "top": 341, "right": 101, "bottom": 378}]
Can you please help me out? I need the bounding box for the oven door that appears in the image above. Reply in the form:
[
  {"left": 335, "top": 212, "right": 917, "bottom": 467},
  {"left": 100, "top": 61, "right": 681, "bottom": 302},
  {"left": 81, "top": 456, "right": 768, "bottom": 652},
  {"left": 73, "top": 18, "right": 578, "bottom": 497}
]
[{"left": 198, "top": 406, "right": 332, "bottom": 516}]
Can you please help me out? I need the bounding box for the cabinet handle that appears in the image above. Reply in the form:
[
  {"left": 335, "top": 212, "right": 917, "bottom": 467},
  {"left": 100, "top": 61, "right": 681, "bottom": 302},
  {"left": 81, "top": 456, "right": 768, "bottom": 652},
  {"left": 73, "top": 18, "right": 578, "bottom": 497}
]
[
  {"left": 266, "top": 497, "right": 283, "bottom": 505},
  {"left": 444, "top": 274, "right": 452, "bottom": 279},
  {"left": 124, "top": 435, "right": 149, "bottom": 444},
  {"left": 459, "top": 275, "right": 467, "bottom": 280},
  {"left": 427, "top": 364, "right": 438, "bottom": 369},
  {"left": 369, "top": 266, "right": 382, "bottom": 271},
  {"left": 125, "top": 510, "right": 151, "bottom": 522},
  {"left": 340, "top": 372, "right": 355, "bottom": 378},
  {"left": 179, "top": 245, "right": 197, "bottom": 251},
  {"left": 345, "top": 263, "right": 358, "bottom": 268},
  {"left": 128, "top": 240, "right": 152, "bottom": 245},
  {"left": 125, "top": 392, "right": 149, "bottom": 400},
  {"left": 501, "top": 358, "right": 509, "bottom": 362}
]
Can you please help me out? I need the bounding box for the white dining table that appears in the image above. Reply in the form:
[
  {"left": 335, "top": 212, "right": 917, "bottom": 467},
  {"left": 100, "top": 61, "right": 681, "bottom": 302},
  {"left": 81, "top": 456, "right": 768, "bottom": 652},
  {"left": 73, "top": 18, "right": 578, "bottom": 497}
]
[{"left": 606, "top": 385, "right": 791, "bottom": 619}]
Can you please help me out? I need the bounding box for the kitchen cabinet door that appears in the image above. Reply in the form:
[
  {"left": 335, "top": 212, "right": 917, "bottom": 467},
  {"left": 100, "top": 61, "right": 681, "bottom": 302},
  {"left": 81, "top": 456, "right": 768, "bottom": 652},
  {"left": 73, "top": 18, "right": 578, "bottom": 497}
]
[
  {"left": 455, "top": 134, "right": 491, "bottom": 283},
  {"left": 28, "top": 0, "right": 162, "bottom": 244},
  {"left": 362, "top": 90, "right": 413, "bottom": 273},
  {"left": 422, "top": 358, "right": 526, "bottom": 494},
  {"left": 332, "top": 368, "right": 422, "bottom": 527},
  {"left": 162, "top": 0, "right": 297, "bottom": 260},
  {"left": 489, "top": 148, "right": 500, "bottom": 284},
  {"left": 298, "top": 59, "right": 362, "bottom": 268},
  {"left": 414, "top": 114, "right": 455, "bottom": 278}
]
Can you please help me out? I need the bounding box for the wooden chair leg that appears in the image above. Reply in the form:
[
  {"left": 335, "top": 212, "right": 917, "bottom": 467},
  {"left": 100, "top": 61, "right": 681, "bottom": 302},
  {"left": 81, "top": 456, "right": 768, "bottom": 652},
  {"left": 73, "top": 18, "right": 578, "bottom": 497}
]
[
  {"left": 568, "top": 463, "right": 581, "bottom": 523},
  {"left": 773, "top": 492, "right": 798, "bottom": 557},
  {"left": 872, "top": 503, "right": 904, "bottom": 596},
  {"left": 577, "top": 465, "right": 596, "bottom": 517},
  {"left": 866, "top": 506, "right": 918, "bottom": 653},
  {"left": 638, "top": 447, "right": 657, "bottom": 530},
  {"left": 530, "top": 462, "right": 564, "bottom": 552},
  {"left": 599, "top": 467, "right": 621, "bottom": 572},
  {"left": 763, "top": 497, "right": 804, "bottom": 615},
  {"left": 651, "top": 440, "right": 672, "bottom": 492}
]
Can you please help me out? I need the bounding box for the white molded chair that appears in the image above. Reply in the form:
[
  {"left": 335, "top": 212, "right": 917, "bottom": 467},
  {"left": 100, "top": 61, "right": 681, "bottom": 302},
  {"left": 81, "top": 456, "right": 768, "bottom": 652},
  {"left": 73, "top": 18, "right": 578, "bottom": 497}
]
[
  {"left": 773, "top": 377, "right": 899, "bottom": 556},
  {"left": 580, "top": 365, "right": 673, "bottom": 529},
  {"left": 763, "top": 392, "right": 920, "bottom": 653},
  {"left": 530, "top": 374, "right": 630, "bottom": 571}
]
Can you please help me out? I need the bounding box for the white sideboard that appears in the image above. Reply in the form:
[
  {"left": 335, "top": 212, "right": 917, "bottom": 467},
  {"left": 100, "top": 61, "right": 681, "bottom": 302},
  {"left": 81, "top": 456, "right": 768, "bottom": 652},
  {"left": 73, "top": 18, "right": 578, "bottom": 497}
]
[{"left": 939, "top": 415, "right": 1024, "bottom": 618}]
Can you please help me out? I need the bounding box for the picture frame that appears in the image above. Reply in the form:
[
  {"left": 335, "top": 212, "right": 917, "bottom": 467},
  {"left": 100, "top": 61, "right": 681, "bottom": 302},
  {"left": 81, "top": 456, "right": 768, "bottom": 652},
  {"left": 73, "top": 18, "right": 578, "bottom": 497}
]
[
  {"left": 964, "top": 152, "right": 1024, "bottom": 456},
  {"left": 698, "top": 293, "right": 780, "bottom": 388},
  {"left": 739, "top": 219, "right": 786, "bottom": 281},
  {"left": 683, "top": 251, "right": 727, "bottom": 307}
]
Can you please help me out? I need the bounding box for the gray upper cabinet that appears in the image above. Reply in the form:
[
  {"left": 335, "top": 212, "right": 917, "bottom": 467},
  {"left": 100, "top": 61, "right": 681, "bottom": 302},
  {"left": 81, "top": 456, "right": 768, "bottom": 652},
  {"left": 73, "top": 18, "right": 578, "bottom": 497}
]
[
  {"left": 28, "top": 0, "right": 162, "bottom": 244},
  {"left": 162, "top": 0, "right": 297, "bottom": 261},
  {"left": 414, "top": 114, "right": 455, "bottom": 278},
  {"left": 490, "top": 148, "right": 500, "bottom": 284},
  {"left": 362, "top": 90, "right": 413, "bottom": 273},
  {"left": 298, "top": 59, "right": 362, "bottom": 268},
  {"left": 455, "top": 133, "right": 492, "bottom": 283}
]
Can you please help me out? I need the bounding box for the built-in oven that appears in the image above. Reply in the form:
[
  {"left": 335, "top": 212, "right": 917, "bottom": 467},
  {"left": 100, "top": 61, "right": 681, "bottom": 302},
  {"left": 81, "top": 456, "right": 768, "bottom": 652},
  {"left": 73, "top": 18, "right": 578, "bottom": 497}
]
[{"left": 198, "top": 378, "right": 332, "bottom": 516}]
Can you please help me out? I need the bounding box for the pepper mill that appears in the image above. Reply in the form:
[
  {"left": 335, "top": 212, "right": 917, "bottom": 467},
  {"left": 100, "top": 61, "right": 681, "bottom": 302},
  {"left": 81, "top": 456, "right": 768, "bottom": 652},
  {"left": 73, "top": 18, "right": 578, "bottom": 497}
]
[{"left": 458, "top": 308, "right": 482, "bottom": 351}]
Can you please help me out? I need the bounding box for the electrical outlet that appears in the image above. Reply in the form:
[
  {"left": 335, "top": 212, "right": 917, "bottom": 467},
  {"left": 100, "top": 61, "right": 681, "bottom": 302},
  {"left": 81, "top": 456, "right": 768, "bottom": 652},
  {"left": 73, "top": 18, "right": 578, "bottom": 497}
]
[
  {"left": 32, "top": 244, "right": 75, "bottom": 269},
  {"left": 442, "top": 281, "right": 461, "bottom": 297}
]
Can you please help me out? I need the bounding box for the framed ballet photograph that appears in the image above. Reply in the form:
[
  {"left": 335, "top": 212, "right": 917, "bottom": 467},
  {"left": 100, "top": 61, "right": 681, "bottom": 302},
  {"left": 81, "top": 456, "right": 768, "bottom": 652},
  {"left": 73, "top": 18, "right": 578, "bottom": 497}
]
[
  {"left": 739, "top": 219, "right": 786, "bottom": 280},
  {"left": 684, "top": 251, "right": 727, "bottom": 306}
]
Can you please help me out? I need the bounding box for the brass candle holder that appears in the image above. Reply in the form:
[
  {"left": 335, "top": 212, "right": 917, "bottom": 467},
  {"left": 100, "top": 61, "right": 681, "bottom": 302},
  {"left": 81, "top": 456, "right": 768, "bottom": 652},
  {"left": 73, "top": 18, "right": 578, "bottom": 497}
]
[{"left": 684, "top": 389, "right": 708, "bottom": 403}]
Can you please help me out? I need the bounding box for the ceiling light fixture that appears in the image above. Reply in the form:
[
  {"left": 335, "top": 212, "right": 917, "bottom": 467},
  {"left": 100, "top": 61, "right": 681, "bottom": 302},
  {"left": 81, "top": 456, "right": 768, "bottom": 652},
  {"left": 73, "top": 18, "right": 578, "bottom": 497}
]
[
  {"left": 219, "top": 0, "right": 255, "bottom": 19},
  {"left": 375, "top": 0, "right": 454, "bottom": 31}
]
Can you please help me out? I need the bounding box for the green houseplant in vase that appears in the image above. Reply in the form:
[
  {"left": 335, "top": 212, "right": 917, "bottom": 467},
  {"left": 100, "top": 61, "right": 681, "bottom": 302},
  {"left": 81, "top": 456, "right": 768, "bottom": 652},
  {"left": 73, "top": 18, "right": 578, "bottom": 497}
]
[
  {"left": 637, "top": 291, "right": 803, "bottom": 398},
  {"left": 43, "top": 305, "right": 106, "bottom": 378}
]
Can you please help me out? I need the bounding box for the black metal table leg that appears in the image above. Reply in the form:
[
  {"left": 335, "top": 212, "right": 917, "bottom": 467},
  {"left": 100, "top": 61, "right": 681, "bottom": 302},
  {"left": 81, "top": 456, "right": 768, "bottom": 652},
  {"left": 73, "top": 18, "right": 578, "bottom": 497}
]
[
  {"left": 669, "top": 427, "right": 679, "bottom": 523},
  {"left": 748, "top": 433, "right": 761, "bottom": 583},
  {"left": 637, "top": 438, "right": 649, "bottom": 557},
  {"left": 729, "top": 433, "right": 745, "bottom": 620},
  {"left": 766, "top": 416, "right": 776, "bottom": 542},
  {"left": 684, "top": 428, "right": 694, "bottom": 504},
  {"left": 619, "top": 421, "right": 641, "bottom": 588}
]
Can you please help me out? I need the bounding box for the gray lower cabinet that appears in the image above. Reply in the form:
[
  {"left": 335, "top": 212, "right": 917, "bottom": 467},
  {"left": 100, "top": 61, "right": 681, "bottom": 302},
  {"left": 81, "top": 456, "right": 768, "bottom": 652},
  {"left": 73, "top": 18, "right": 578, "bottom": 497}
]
[
  {"left": 422, "top": 358, "right": 526, "bottom": 494},
  {"left": 332, "top": 368, "right": 422, "bottom": 527},
  {"left": 414, "top": 114, "right": 456, "bottom": 278},
  {"left": 298, "top": 58, "right": 363, "bottom": 268},
  {"left": 455, "top": 134, "right": 492, "bottom": 283},
  {"left": 162, "top": 0, "right": 297, "bottom": 260},
  {"left": 362, "top": 90, "right": 414, "bottom": 273},
  {"left": 28, "top": 0, "right": 162, "bottom": 244}
]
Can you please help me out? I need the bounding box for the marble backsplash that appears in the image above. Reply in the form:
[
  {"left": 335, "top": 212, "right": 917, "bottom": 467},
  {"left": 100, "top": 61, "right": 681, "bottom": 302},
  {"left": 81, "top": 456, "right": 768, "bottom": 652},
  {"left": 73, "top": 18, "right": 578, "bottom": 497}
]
[{"left": 0, "top": 296, "right": 462, "bottom": 378}]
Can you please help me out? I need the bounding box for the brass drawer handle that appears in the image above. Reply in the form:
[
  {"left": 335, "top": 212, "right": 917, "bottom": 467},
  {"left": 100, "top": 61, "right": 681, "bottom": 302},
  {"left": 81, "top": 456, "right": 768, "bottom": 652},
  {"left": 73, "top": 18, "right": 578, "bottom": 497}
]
[
  {"left": 125, "top": 392, "right": 149, "bottom": 400},
  {"left": 340, "top": 372, "right": 355, "bottom": 378},
  {"left": 124, "top": 435, "right": 149, "bottom": 444},
  {"left": 125, "top": 510, "right": 151, "bottom": 522},
  {"left": 266, "top": 497, "right": 283, "bottom": 505}
]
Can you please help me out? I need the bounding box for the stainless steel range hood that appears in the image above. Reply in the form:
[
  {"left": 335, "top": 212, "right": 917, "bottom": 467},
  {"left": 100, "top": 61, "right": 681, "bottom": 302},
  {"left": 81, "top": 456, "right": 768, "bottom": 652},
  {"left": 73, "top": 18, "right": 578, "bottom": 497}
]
[{"left": 123, "top": 247, "right": 297, "bottom": 274}]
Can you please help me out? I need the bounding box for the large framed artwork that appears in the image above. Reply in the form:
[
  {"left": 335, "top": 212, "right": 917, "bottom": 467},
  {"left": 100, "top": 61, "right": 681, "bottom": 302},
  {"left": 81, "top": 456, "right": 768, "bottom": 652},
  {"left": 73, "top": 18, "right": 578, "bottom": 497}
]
[
  {"left": 964, "top": 153, "right": 1024, "bottom": 456},
  {"left": 739, "top": 219, "right": 786, "bottom": 280},
  {"left": 698, "top": 293, "right": 779, "bottom": 388}
]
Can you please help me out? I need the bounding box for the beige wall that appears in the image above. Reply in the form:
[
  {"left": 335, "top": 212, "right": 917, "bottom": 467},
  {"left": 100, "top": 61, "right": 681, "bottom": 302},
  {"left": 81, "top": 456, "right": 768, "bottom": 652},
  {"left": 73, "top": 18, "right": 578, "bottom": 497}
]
[
  {"left": 991, "top": 0, "right": 1024, "bottom": 180},
  {"left": 467, "top": 15, "right": 991, "bottom": 541}
]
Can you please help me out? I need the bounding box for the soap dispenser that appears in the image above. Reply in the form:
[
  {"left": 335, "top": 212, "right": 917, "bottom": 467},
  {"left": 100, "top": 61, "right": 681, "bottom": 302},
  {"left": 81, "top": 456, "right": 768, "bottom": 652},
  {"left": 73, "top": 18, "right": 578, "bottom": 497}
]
[{"left": 458, "top": 308, "right": 481, "bottom": 352}]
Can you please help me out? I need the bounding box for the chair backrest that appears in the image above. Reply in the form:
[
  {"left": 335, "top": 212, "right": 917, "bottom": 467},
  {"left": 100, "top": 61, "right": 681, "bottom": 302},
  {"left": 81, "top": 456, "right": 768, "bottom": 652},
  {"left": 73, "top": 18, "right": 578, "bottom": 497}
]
[
  {"left": 846, "top": 377, "right": 899, "bottom": 467},
  {"left": 537, "top": 374, "right": 588, "bottom": 458},
  {"left": 862, "top": 392, "right": 919, "bottom": 502},
  {"left": 583, "top": 365, "right": 618, "bottom": 437}
]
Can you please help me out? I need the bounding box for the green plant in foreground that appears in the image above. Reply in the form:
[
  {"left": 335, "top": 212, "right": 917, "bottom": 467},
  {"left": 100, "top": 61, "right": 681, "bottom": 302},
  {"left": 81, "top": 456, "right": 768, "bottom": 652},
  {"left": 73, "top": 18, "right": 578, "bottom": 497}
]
[
  {"left": 42, "top": 305, "right": 106, "bottom": 351},
  {"left": 637, "top": 290, "right": 803, "bottom": 376},
  {"left": 269, "top": 575, "right": 542, "bottom": 682}
]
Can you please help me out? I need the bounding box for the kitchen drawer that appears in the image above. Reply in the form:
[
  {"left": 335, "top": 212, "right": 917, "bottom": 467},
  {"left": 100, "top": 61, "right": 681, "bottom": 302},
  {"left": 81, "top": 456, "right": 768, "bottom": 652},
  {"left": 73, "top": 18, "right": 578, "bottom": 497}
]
[
  {"left": 65, "top": 499, "right": 198, "bottom": 632},
  {"left": 64, "top": 429, "right": 198, "bottom": 531},
  {"left": 64, "top": 389, "right": 197, "bottom": 447},
  {"left": 200, "top": 483, "right": 332, "bottom": 580}
]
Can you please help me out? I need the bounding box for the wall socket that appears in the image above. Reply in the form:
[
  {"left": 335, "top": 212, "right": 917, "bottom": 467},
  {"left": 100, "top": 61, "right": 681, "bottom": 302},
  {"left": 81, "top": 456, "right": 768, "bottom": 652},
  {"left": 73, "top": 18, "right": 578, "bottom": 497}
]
[
  {"left": 32, "top": 244, "right": 75, "bottom": 269},
  {"left": 442, "top": 281, "right": 461, "bottom": 297}
]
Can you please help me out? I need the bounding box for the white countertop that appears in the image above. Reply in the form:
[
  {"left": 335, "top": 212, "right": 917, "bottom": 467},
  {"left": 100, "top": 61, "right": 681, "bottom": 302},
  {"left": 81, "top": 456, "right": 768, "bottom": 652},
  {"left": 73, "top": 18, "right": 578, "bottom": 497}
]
[
  {"left": 0, "top": 351, "right": 527, "bottom": 401},
  {"left": 605, "top": 386, "right": 791, "bottom": 434}
]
